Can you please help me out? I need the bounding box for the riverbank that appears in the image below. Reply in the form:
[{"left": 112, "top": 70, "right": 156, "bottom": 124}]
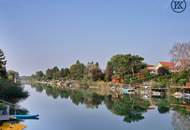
[
  {"left": 31, "top": 79, "right": 111, "bottom": 89},
  {"left": 29, "top": 79, "right": 190, "bottom": 100},
  {"left": 0, "top": 79, "right": 28, "bottom": 102},
  {"left": 29, "top": 79, "right": 127, "bottom": 99}
]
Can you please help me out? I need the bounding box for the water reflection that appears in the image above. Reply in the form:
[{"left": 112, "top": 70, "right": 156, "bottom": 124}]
[
  {"left": 172, "top": 111, "right": 190, "bottom": 130},
  {"left": 31, "top": 84, "right": 150, "bottom": 123},
  {"left": 108, "top": 96, "right": 149, "bottom": 123},
  {"left": 22, "top": 84, "right": 190, "bottom": 130}
]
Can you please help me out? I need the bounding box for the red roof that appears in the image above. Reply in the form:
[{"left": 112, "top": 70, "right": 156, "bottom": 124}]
[
  {"left": 147, "top": 64, "right": 154, "bottom": 67},
  {"left": 159, "top": 61, "right": 175, "bottom": 69},
  {"left": 146, "top": 64, "right": 154, "bottom": 71}
]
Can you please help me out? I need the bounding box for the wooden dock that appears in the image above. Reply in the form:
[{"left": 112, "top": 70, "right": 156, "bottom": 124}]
[{"left": 0, "top": 115, "right": 10, "bottom": 121}]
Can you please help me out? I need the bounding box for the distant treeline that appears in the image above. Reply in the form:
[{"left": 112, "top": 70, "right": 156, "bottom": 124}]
[
  {"left": 31, "top": 42, "right": 190, "bottom": 86},
  {"left": 31, "top": 54, "right": 147, "bottom": 84}
]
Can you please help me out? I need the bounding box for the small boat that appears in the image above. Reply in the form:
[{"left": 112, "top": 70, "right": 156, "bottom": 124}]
[
  {"left": 172, "top": 92, "right": 183, "bottom": 99},
  {"left": 183, "top": 93, "right": 190, "bottom": 99},
  {"left": 142, "top": 95, "right": 150, "bottom": 99},
  {"left": 121, "top": 87, "right": 136, "bottom": 94},
  {"left": 12, "top": 114, "right": 39, "bottom": 119},
  {"left": 148, "top": 105, "right": 156, "bottom": 110},
  {"left": 151, "top": 88, "right": 167, "bottom": 97}
]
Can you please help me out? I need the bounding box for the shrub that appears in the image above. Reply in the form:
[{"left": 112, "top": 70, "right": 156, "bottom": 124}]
[{"left": 0, "top": 79, "right": 28, "bottom": 103}]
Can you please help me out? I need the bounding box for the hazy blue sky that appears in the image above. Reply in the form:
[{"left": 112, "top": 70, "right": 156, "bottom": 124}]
[{"left": 0, "top": 0, "right": 190, "bottom": 75}]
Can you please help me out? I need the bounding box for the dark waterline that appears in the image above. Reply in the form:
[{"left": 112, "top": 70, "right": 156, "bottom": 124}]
[{"left": 19, "top": 84, "right": 189, "bottom": 130}]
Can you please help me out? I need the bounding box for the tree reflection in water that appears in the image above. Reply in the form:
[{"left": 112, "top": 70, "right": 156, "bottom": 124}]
[
  {"left": 157, "top": 99, "right": 170, "bottom": 114},
  {"left": 108, "top": 96, "right": 149, "bottom": 123},
  {"left": 30, "top": 83, "right": 190, "bottom": 126},
  {"left": 172, "top": 111, "right": 190, "bottom": 130},
  {"left": 31, "top": 84, "right": 150, "bottom": 123}
]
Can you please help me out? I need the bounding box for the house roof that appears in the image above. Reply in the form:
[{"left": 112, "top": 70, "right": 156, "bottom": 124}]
[
  {"left": 147, "top": 64, "right": 154, "bottom": 67},
  {"left": 146, "top": 64, "right": 154, "bottom": 71},
  {"left": 159, "top": 61, "right": 175, "bottom": 69}
]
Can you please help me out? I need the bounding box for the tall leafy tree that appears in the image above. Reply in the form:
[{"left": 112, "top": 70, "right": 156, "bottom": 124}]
[
  {"left": 46, "top": 67, "right": 60, "bottom": 80},
  {"left": 46, "top": 68, "right": 53, "bottom": 80},
  {"left": 0, "top": 49, "right": 7, "bottom": 78},
  {"left": 84, "top": 62, "right": 103, "bottom": 81},
  {"left": 52, "top": 67, "right": 60, "bottom": 79},
  {"left": 69, "top": 60, "right": 85, "bottom": 80},
  {"left": 109, "top": 54, "right": 146, "bottom": 79},
  {"left": 105, "top": 61, "right": 113, "bottom": 81},
  {"left": 7, "top": 70, "right": 19, "bottom": 82},
  {"left": 60, "top": 68, "right": 70, "bottom": 78},
  {"left": 35, "top": 71, "right": 44, "bottom": 81}
]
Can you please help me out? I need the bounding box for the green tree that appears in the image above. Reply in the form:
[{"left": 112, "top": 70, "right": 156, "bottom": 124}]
[
  {"left": 0, "top": 49, "right": 7, "bottom": 78},
  {"left": 35, "top": 71, "right": 44, "bottom": 81},
  {"left": 105, "top": 61, "right": 113, "bottom": 81},
  {"left": 60, "top": 68, "right": 70, "bottom": 78},
  {"left": 52, "top": 67, "right": 60, "bottom": 79},
  {"left": 69, "top": 60, "right": 85, "bottom": 80},
  {"left": 45, "top": 67, "right": 60, "bottom": 80},
  {"left": 7, "top": 70, "right": 19, "bottom": 82},
  {"left": 109, "top": 54, "right": 146, "bottom": 82},
  {"left": 84, "top": 62, "right": 103, "bottom": 81},
  {"left": 46, "top": 68, "right": 54, "bottom": 80},
  {"left": 171, "top": 69, "right": 190, "bottom": 85},
  {"left": 0, "top": 79, "right": 28, "bottom": 102}
]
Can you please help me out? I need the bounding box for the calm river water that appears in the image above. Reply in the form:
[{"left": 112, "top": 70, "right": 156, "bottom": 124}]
[{"left": 19, "top": 84, "right": 190, "bottom": 130}]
